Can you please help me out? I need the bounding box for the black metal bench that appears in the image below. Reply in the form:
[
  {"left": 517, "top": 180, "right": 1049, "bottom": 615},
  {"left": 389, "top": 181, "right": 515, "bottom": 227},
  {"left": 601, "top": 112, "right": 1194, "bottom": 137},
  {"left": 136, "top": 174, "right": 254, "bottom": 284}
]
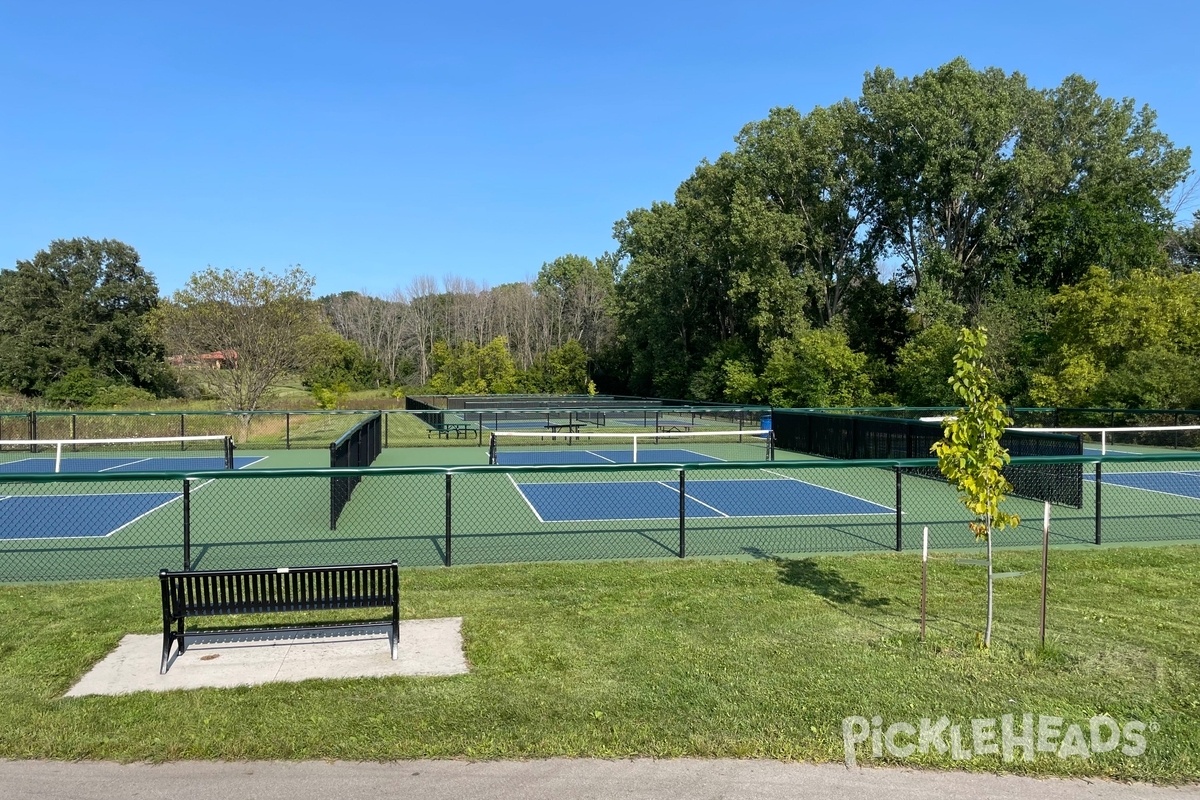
[{"left": 159, "top": 561, "right": 400, "bottom": 674}]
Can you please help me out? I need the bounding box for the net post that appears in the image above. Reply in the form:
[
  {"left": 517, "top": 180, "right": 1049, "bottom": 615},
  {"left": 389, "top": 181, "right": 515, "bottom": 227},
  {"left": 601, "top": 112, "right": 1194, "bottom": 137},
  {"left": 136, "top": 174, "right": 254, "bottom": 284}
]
[
  {"left": 444, "top": 473, "right": 453, "bottom": 567},
  {"left": 632, "top": 434, "right": 639, "bottom": 463},
  {"left": 224, "top": 436, "right": 234, "bottom": 469},
  {"left": 678, "top": 469, "right": 686, "bottom": 558},
  {"left": 55, "top": 442, "right": 64, "bottom": 473},
  {"left": 488, "top": 433, "right": 498, "bottom": 465},
  {"left": 767, "top": 430, "right": 775, "bottom": 461},
  {"left": 1094, "top": 462, "right": 1102, "bottom": 546},
  {"left": 894, "top": 467, "right": 903, "bottom": 552},
  {"left": 183, "top": 478, "right": 192, "bottom": 570}
]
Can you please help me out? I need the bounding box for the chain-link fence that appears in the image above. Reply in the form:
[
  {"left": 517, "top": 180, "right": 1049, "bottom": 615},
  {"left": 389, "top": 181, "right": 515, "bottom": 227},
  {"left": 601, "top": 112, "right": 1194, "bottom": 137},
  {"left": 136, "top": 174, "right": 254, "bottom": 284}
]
[{"left": 2, "top": 453, "right": 1199, "bottom": 583}]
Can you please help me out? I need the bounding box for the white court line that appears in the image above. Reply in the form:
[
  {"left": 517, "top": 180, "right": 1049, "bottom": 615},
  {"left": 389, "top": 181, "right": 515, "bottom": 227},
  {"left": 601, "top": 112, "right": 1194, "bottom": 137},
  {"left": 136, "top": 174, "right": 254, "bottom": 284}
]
[
  {"left": 100, "top": 457, "right": 152, "bottom": 472},
  {"left": 103, "top": 492, "right": 187, "bottom": 538},
  {"left": 1093, "top": 474, "right": 1200, "bottom": 503},
  {"left": 508, "top": 474, "right": 546, "bottom": 522},
  {"left": 656, "top": 480, "right": 729, "bottom": 517},
  {"left": 235, "top": 455, "right": 269, "bottom": 469},
  {"left": 756, "top": 468, "right": 897, "bottom": 511},
  {"left": 582, "top": 450, "right": 617, "bottom": 463}
]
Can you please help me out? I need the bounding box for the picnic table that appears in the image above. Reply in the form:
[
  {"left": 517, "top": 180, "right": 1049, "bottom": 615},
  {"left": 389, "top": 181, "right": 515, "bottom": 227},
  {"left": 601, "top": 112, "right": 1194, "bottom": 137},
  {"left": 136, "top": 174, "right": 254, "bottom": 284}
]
[
  {"left": 428, "top": 422, "right": 476, "bottom": 439},
  {"left": 544, "top": 421, "right": 587, "bottom": 434}
]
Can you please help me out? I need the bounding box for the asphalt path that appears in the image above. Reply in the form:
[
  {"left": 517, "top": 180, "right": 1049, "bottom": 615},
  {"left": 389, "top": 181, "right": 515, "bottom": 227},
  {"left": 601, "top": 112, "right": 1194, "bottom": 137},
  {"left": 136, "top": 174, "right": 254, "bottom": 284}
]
[{"left": 3, "top": 759, "right": 1199, "bottom": 800}]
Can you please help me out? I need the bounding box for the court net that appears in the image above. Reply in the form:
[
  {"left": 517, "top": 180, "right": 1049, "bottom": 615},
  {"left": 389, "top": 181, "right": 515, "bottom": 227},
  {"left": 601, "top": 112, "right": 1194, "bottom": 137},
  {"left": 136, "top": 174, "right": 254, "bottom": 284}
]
[
  {"left": 488, "top": 428, "right": 774, "bottom": 465},
  {"left": 1008, "top": 425, "right": 1200, "bottom": 456},
  {"left": 0, "top": 435, "right": 234, "bottom": 473}
]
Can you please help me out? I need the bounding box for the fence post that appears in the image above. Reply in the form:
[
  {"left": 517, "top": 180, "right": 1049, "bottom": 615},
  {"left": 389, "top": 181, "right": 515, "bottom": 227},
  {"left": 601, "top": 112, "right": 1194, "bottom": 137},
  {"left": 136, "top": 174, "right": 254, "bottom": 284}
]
[
  {"left": 179, "top": 414, "right": 185, "bottom": 448},
  {"left": 384, "top": 411, "right": 389, "bottom": 448},
  {"left": 183, "top": 479, "right": 191, "bottom": 570},
  {"left": 445, "top": 473, "right": 453, "bottom": 567},
  {"left": 286, "top": 413, "right": 291, "bottom": 450},
  {"left": 894, "top": 467, "right": 903, "bottom": 552},
  {"left": 1094, "top": 462, "right": 1102, "bottom": 546},
  {"left": 678, "top": 469, "right": 686, "bottom": 558}
]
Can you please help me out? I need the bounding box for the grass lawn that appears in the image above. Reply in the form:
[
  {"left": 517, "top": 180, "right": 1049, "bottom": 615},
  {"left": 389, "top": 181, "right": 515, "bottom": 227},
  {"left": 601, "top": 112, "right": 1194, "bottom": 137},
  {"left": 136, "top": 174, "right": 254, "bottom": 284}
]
[{"left": 0, "top": 545, "right": 1197, "bottom": 781}]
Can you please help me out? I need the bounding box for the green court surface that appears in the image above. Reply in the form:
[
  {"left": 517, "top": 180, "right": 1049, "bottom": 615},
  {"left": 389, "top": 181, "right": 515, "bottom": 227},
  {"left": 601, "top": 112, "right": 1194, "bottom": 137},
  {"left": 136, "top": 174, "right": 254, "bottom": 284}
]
[{"left": 1, "top": 444, "right": 1199, "bottom": 583}]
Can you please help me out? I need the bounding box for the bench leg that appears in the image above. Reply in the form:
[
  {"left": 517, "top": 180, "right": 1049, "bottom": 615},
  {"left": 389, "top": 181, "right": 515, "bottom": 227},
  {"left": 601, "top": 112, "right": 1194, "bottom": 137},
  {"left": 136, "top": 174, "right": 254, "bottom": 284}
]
[{"left": 161, "top": 620, "right": 176, "bottom": 675}]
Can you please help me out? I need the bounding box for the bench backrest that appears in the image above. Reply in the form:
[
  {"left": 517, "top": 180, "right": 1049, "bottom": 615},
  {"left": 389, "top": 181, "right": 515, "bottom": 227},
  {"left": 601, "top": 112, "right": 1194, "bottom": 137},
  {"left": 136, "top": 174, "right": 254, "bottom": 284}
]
[{"left": 161, "top": 562, "right": 399, "bottom": 619}]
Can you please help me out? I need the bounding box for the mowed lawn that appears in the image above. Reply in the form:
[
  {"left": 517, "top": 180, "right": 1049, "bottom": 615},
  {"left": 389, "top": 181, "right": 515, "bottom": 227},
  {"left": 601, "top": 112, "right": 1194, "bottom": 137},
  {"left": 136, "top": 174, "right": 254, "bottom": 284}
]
[{"left": 0, "top": 545, "right": 1197, "bottom": 782}]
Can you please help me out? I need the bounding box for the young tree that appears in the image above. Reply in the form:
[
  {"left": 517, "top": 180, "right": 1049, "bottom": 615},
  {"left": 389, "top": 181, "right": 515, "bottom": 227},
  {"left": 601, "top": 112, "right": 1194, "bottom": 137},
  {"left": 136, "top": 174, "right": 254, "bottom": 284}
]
[
  {"left": 160, "top": 267, "right": 320, "bottom": 421},
  {"left": 932, "top": 327, "right": 1020, "bottom": 648}
]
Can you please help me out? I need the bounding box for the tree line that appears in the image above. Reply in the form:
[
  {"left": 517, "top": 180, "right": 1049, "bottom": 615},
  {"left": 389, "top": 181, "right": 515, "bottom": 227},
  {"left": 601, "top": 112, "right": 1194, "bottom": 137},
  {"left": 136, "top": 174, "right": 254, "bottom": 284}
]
[{"left": 2, "top": 59, "right": 1198, "bottom": 412}]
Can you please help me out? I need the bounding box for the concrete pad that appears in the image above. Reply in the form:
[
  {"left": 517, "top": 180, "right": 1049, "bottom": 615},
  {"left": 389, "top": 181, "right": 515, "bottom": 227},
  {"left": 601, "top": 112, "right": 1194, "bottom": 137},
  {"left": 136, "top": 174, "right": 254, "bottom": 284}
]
[{"left": 64, "top": 617, "right": 468, "bottom": 697}]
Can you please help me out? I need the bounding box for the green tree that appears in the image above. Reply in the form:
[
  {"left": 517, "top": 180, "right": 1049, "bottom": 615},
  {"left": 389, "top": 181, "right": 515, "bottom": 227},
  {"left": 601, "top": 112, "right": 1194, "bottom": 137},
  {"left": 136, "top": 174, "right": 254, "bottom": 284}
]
[
  {"left": 859, "top": 59, "right": 1034, "bottom": 311},
  {"left": 1165, "top": 211, "right": 1200, "bottom": 273},
  {"left": 160, "top": 267, "right": 321, "bottom": 418},
  {"left": 0, "top": 238, "right": 169, "bottom": 396},
  {"left": 893, "top": 323, "right": 960, "bottom": 407},
  {"left": 1018, "top": 76, "right": 1191, "bottom": 286},
  {"left": 733, "top": 102, "right": 882, "bottom": 328},
  {"left": 299, "top": 329, "right": 380, "bottom": 390},
  {"left": 759, "top": 327, "right": 873, "bottom": 408},
  {"left": 428, "top": 336, "right": 519, "bottom": 394},
  {"left": 933, "top": 327, "right": 1020, "bottom": 648},
  {"left": 1029, "top": 267, "right": 1200, "bottom": 408}
]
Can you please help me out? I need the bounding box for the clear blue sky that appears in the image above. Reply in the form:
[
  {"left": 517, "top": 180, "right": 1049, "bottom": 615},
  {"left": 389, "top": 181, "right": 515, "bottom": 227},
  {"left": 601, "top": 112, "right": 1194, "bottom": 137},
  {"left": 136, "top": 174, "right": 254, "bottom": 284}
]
[{"left": 2, "top": 1, "right": 1197, "bottom": 298}]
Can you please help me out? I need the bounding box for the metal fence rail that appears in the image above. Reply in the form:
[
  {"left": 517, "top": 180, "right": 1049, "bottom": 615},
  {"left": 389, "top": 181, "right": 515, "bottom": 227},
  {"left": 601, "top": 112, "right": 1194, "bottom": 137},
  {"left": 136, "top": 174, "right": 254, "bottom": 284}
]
[{"left": 1, "top": 453, "right": 1199, "bottom": 583}]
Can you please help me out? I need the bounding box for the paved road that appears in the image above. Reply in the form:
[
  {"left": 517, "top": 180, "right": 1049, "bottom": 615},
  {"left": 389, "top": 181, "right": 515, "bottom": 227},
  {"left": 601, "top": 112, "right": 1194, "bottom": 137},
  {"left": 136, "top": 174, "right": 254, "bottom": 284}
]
[{"left": 3, "top": 759, "right": 1199, "bottom": 800}]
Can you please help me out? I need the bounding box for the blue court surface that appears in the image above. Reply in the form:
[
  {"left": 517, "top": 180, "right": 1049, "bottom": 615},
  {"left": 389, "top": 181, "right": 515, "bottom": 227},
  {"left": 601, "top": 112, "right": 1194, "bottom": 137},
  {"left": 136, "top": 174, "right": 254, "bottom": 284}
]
[
  {"left": 0, "top": 491, "right": 182, "bottom": 540},
  {"left": 0, "top": 455, "right": 265, "bottom": 540},
  {"left": 1087, "top": 469, "right": 1200, "bottom": 500},
  {"left": 497, "top": 448, "right": 724, "bottom": 466},
  {"left": 513, "top": 477, "right": 893, "bottom": 522},
  {"left": 0, "top": 455, "right": 264, "bottom": 474}
]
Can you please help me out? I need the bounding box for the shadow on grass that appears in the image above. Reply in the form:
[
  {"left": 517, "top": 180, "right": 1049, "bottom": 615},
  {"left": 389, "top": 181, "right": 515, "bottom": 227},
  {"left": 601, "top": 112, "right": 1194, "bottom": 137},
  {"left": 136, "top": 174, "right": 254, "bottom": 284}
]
[{"left": 774, "top": 557, "right": 893, "bottom": 609}]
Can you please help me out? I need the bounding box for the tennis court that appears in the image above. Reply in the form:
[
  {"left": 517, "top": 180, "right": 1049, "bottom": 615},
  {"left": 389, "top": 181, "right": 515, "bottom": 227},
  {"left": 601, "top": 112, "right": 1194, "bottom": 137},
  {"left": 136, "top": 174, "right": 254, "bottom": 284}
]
[
  {"left": 0, "top": 455, "right": 264, "bottom": 474},
  {"left": 1087, "top": 468, "right": 1200, "bottom": 500},
  {"left": 4, "top": 411, "right": 1200, "bottom": 582},
  {"left": 513, "top": 474, "right": 893, "bottom": 522},
  {"left": 0, "top": 441, "right": 267, "bottom": 542}
]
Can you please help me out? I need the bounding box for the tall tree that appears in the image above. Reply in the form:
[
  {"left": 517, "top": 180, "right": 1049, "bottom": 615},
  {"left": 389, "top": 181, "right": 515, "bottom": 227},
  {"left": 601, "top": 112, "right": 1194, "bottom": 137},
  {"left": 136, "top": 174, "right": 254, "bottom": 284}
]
[
  {"left": 0, "top": 238, "right": 168, "bottom": 396},
  {"left": 734, "top": 102, "right": 882, "bottom": 327},
  {"left": 859, "top": 58, "right": 1035, "bottom": 313},
  {"left": 1017, "top": 74, "right": 1191, "bottom": 286},
  {"left": 160, "top": 267, "right": 321, "bottom": 416}
]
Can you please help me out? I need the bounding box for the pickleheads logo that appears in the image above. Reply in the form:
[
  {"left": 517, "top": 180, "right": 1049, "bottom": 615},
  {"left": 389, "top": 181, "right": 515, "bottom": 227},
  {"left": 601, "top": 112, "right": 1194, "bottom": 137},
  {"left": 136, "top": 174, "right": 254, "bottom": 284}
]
[{"left": 841, "top": 714, "right": 1152, "bottom": 767}]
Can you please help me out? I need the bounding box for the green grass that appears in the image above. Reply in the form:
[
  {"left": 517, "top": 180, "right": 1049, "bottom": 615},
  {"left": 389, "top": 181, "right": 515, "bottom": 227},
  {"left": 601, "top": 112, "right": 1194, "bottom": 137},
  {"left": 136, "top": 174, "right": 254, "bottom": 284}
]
[{"left": 0, "top": 547, "right": 1197, "bottom": 780}]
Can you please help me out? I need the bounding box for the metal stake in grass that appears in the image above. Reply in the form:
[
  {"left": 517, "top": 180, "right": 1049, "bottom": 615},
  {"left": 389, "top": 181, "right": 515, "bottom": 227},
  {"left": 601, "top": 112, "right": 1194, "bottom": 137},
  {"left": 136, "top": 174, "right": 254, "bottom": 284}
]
[
  {"left": 920, "top": 525, "right": 928, "bottom": 643},
  {"left": 1040, "top": 501, "right": 1050, "bottom": 649}
]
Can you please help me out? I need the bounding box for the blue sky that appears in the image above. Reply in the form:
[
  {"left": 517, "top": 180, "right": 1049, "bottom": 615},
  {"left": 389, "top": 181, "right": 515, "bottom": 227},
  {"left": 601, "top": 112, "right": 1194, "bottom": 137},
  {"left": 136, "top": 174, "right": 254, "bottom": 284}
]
[{"left": 1, "top": 1, "right": 1197, "bottom": 298}]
